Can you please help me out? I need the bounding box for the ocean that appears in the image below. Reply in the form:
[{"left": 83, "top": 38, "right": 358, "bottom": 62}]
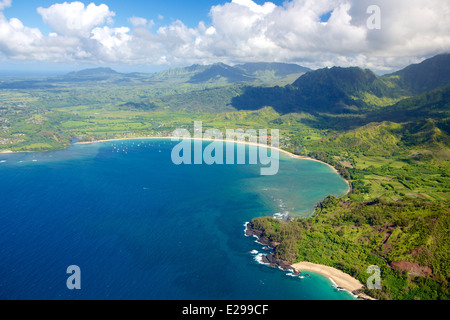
[{"left": 0, "top": 139, "right": 354, "bottom": 300}]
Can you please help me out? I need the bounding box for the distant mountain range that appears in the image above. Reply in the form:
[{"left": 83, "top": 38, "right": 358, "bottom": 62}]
[
  {"left": 66, "top": 67, "right": 120, "bottom": 77},
  {"left": 186, "top": 63, "right": 256, "bottom": 83},
  {"left": 59, "top": 54, "right": 450, "bottom": 96},
  {"left": 61, "top": 62, "right": 311, "bottom": 85},
  {"left": 60, "top": 54, "right": 450, "bottom": 123},
  {"left": 183, "top": 62, "right": 310, "bottom": 84},
  {"left": 1, "top": 54, "right": 449, "bottom": 125}
]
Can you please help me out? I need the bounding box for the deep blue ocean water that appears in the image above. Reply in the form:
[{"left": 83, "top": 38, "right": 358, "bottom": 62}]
[{"left": 0, "top": 139, "right": 354, "bottom": 300}]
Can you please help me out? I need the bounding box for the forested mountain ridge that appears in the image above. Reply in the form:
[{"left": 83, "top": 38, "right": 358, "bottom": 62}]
[
  {"left": 231, "top": 66, "right": 402, "bottom": 115},
  {"left": 384, "top": 53, "right": 450, "bottom": 95},
  {"left": 187, "top": 62, "right": 256, "bottom": 83},
  {"left": 369, "top": 84, "right": 450, "bottom": 123}
]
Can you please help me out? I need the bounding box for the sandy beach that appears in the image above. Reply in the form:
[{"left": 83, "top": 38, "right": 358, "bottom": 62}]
[
  {"left": 292, "top": 262, "right": 376, "bottom": 300},
  {"left": 76, "top": 136, "right": 352, "bottom": 194},
  {"left": 247, "top": 223, "right": 374, "bottom": 300},
  {"left": 3, "top": 136, "right": 351, "bottom": 194},
  {"left": 292, "top": 262, "right": 363, "bottom": 292}
]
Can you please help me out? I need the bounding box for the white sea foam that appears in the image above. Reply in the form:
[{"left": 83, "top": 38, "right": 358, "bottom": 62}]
[
  {"left": 273, "top": 212, "right": 290, "bottom": 220},
  {"left": 0, "top": 160, "right": 6, "bottom": 163},
  {"left": 328, "top": 278, "right": 346, "bottom": 292},
  {"left": 277, "top": 265, "right": 288, "bottom": 272},
  {"left": 243, "top": 222, "right": 249, "bottom": 236},
  {"left": 329, "top": 277, "right": 338, "bottom": 288},
  {"left": 275, "top": 198, "right": 287, "bottom": 209},
  {"left": 250, "top": 250, "right": 259, "bottom": 255},
  {"left": 253, "top": 253, "right": 269, "bottom": 266}
]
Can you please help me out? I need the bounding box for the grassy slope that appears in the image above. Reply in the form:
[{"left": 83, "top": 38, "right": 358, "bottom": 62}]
[{"left": 250, "top": 119, "right": 450, "bottom": 300}]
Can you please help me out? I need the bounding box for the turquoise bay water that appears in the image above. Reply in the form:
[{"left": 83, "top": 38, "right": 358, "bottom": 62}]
[{"left": 0, "top": 139, "right": 353, "bottom": 300}]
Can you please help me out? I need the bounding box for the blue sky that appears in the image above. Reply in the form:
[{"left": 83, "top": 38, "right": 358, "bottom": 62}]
[
  {"left": 3, "top": 0, "right": 287, "bottom": 31},
  {"left": 4, "top": 0, "right": 223, "bottom": 29},
  {"left": 0, "top": 0, "right": 449, "bottom": 74}
]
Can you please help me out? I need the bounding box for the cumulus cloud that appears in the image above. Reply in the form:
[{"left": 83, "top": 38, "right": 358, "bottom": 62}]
[
  {"left": 196, "top": 0, "right": 450, "bottom": 70},
  {"left": 0, "top": 0, "right": 449, "bottom": 72},
  {"left": 91, "top": 26, "right": 131, "bottom": 61},
  {"left": 128, "top": 17, "right": 149, "bottom": 28},
  {"left": 0, "top": 0, "right": 11, "bottom": 11},
  {"left": 37, "top": 2, "right": 115, "bottom": 37}
]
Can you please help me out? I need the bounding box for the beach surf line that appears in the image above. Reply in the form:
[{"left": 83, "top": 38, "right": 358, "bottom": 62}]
[{"left": 171, "top": 121, "right": 280, "bottom": 176}]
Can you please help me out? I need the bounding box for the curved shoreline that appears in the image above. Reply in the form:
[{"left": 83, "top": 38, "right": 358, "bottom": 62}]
[
  {"left": 74, "top": 136, "right": 352, "bottom": 195},
  {"left": 2, "top": 136, "right": 351, "bottom": 194},
  {"left": 245, "top": 223, "right": 375, "bottom": 300},
  {"left": 4, "top": 135, "right": 357, "bottom": 299},
  {"left": 292, "top": 261, "right": 362, "bottom": 291},
  {"left": 291, "top": 262, "right": 374, "bottom": 300}
]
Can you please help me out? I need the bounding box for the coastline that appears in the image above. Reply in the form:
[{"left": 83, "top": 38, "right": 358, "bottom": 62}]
[
  {"left": 4, "top": 135, "right": 358, "bottom": 299},
  {"left": 2, "top": 136, "right": 351, "bottom": 194},
  {"left": 291, "top": 262, "right": 375, "bottom": 300},
  {"left": 245, "top": 223, "right": 375, "bottom": 300},
  {"left": 74, "top": 136, "right": 351, "bottom": 195}
]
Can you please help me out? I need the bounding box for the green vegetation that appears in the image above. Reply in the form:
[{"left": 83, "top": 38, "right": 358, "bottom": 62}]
[
  {"left": 249, "top": 100, "right": 450, "bottom": 299},
  {"left": 249, "top": 198, "right": 450, "bottom": 300},
  {"left": 250, "top": 116, "right": 450, "bottom": 299},
  {"left": 387, "top": 53, "right": 450, "bottom": 95},
  {"left": 1, "top": 56, "right": 449, "bottom": 300}
]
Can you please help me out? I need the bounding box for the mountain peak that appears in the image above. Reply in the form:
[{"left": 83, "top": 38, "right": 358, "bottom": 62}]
[
  {"left": 386, "top": 53, "right": 450, "bottom": 94},
  {"left": 292, "top": 66, "right": 378, "bottom": 91},
  {"left": 66, "top": 67, "right": 120, "bottom": 77},
  {"left": 236, "top": 62, "right": 311, "bottom": 76},
  {"left": 187, "top": 63, "right": 255, "bottom": 83}
]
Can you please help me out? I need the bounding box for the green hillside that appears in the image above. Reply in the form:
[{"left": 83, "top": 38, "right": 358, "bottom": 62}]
[
  {"left": 370, "top": 84, "right": 450, "bottom": 123},
  {"left": 251, "top": 116, "right": 450, "bottom": 300},
  {"left": 232, "top": 66, "right": 407, "bottom": 115},
  {"left": 385, "top": 54, "right": 450, "bottom": 95},
  {"left": 187, "top": 63, "right": 255, "bottom": 83}
]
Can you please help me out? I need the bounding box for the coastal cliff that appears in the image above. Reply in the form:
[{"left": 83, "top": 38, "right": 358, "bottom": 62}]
[{"left": 245, "top": 219, "right": 375, "bottom": 300}]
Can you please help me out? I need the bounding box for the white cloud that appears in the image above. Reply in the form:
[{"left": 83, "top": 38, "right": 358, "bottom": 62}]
[
  {"left": 198, "top": 0, "right": 450, "bottom": 70},
  {"left": 37, "top": 2, "right": 115, "bottom": 37},
  {"left": 0, "top": 0, "right": 11, "bottom": 11},
  {"left": 128, "top": 17, "right": 148, "bottom": 28},
  {"left": 90, "top": 26, "right": 132, "bottom": 61},
  {"left": 0, "top": 0, "right": 449, "bottom": 72},
  {"left": 0, "top": 11, "right": 45, "bottom": 60},
  {"left": 231, "top": 0, "right": 276, "bottom": 14}
]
